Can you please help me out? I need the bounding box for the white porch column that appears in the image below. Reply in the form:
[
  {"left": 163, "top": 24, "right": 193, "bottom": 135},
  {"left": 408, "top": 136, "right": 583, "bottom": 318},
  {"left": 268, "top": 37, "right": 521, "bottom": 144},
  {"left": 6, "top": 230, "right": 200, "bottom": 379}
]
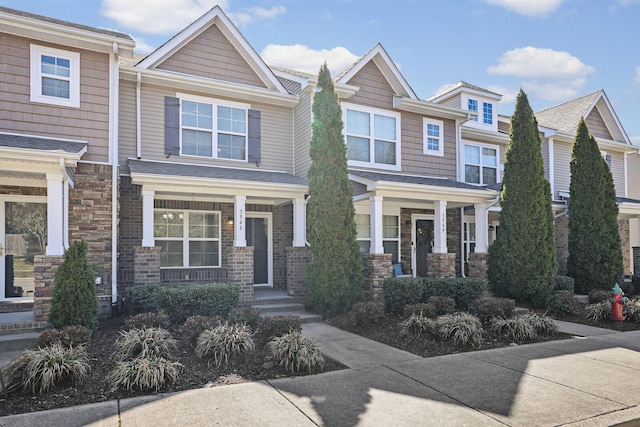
[
  {"left": 433, "top": 200, "right": 448, "bottom": 253},
  {"left": 63, "top": 179, "right": 69, "bottom": 249},
  {"left": 370, "top": 196, "right": 384, "bottom": 254},
  {"left": 234, "top": 195, "right": 247, "bottom": 247},
  {"left": 141, "top": 189, "right": 155, "bottom": 247},
  {"left": 474, "top": 203, "right": 489, "bottom": 252},
  {"left": 292, "top": 198, "right": 306, "bottom": 247},
  {"left": 46, "top": 173, "right": 65, "bottom": 256}
]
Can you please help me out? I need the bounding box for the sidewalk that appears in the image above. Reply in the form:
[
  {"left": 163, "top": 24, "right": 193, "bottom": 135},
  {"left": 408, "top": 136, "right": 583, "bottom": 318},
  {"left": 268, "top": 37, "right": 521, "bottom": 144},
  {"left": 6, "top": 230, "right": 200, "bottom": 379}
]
[{"left": 2, "top": 321, "right": 640, "bottom": 426}]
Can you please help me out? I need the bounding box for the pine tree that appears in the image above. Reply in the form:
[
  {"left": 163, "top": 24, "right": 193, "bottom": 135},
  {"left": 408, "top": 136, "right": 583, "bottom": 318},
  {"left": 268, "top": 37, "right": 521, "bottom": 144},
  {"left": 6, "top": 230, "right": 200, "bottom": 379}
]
[
  {"left": 488, "top": 89, "right": 557, "bottom": 305},
  {"left": 49, "top": 240, "right": 99, "bottom": 330},
  {"left": 306, "top": 62, "right": 363, "bottom": 315},
  {"left": 567, "top": 119, "right": 623, "bottom": 293}
]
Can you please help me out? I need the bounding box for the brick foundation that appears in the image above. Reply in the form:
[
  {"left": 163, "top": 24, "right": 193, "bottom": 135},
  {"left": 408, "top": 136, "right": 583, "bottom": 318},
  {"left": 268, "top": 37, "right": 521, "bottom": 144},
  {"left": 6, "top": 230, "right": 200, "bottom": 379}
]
[
  {"left": 362, "top": 253, "right": 393, "bottom": 301},
  {"left": 133, "top": 246, "right": 160, "bottom": 285},
  {"left": 467, "top": 252, "right": 489, "bottom": 281},
  {"left": 286, "top": 246, "right": 310, "bottom": 296},
  {"left": 227, "top": 246, "right": 254, "bottom": 304},
  {"left": 33, "top": 255, "right": 64, "bottom": 322},
  {"left": 426, "top": 253, "right": 457, "bottom": 278}
]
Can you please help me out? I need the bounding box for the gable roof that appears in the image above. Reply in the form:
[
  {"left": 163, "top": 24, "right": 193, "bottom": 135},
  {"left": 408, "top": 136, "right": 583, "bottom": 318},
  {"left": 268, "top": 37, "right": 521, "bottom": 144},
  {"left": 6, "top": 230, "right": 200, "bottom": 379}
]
[
  {"left": 335, "top": 43, "right": 417, "bottom": 99},
  {"left": 135, "top": 6, "right": 287, "bottom": 94},
  {"left": 535, "top": 90, "right": 631, "bottom": 144}
]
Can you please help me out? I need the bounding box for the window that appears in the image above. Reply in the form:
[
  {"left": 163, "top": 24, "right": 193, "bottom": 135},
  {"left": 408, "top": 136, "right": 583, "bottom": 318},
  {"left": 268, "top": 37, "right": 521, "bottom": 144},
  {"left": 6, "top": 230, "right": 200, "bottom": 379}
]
[
  {"left": 483, "top": 102, "right": 493, "bottom": 125},
  {"left": 468, "top": 99, "right": 478, "bottom": 122},
  {"left": 355, "top": 214, "right": 400, "bottom": 263},
  {"left": 154, "top": 210, "right": 221, "bottom": 268},
  {"left": 465, "top": 144, "right": 498, "bottom": 185},
  {"left": 423, "top": 118, "right": 444, "bottom": 156},
  {"left": 463, "top": 221, "right": 476, "bottom": 263},
  {"left": 601, "top": 151, "right": 612, "bottom": 170},
  {"left": 180, "top": 95, "right": 248, "bottom": 160},
  {"left": 30, "top": 45, "right": 80, "bottom": 108},
  {"left": 344, "top": 103, "right": 400, "bottom": 170}
]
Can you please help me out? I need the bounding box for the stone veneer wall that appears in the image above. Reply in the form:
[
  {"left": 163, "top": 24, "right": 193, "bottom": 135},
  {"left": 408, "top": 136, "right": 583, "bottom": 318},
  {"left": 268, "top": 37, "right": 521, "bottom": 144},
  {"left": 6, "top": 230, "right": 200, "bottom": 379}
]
[
  {"left": 633, "top": 247, "right": 640, "bottom": 276},
  {"left": 133, "top": 246, "right": 160, "bottom": 285},
  {"left": 286, "top": 246, "right": 310, "bottom": 296},
  {"left": 554, "top": 215, "right": 569, "bottom": 275},
  {"left": 426, "top": 253, "right": 457, "bottom": 278},
  {"left": 467, "top": 252, "right": 489, "bottom": 282},
  {"left": 362, "top": 253, "right": 392, "bottom": 301},
  {"left": 33, "top": 255, "right": 64, "bottom": 322},
  {"left": 227, "top": 246, "right": 254, "bottom": 304},
  {"left": 118, "top": 177, "right": 142, "bottom": 286},
  {"left": 619, "top": 219, "right": 631, "bottom": 275}
]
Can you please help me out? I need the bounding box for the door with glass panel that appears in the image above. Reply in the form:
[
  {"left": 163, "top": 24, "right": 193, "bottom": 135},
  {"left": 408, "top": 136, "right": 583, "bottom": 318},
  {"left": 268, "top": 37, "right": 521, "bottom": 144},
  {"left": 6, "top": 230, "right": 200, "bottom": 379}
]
[
  {"left": 412, "top": 217, "right": 434, "bottom": 278},
  {"left": 246, "top": 213, "right": 272, "bottom": 287}
]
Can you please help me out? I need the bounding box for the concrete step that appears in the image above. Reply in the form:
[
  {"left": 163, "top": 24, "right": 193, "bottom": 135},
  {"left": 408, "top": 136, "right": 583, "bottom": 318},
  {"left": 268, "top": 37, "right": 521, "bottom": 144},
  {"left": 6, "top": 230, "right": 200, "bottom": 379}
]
[
  {"left": 0, "top": 332, "right": 40, "bottom": 352},
  {"left": 252, "top": 303, "right": 305, "bottom": 313},
  {"left": 259, "top": 310, "right": 323, "bottom": 324}
]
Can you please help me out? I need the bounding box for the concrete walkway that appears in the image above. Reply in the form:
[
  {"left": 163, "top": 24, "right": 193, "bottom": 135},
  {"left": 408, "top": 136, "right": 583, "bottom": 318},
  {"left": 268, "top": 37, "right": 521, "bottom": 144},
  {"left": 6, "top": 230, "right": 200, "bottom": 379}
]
[{"left": 2, "top": 321, "right": 640, "bottom": 426}]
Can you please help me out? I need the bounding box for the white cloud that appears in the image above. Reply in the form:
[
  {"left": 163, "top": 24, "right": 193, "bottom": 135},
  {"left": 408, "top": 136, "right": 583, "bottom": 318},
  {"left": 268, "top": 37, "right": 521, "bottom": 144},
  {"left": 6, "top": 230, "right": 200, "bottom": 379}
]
[
  {"left": 523, "top": 78, "right": 587, "bottom": 101},
  {"left": 261, "top": 44, "right": 359, "bottom": 76},
  {"left": 630, "top": 135, "right": 640, "bottom": 147},
  {"left": 131, "top": 37, "right": 155, "bottom": 54},
  {"left": 229, "top": 6, "right": 286, "bottom": 28},
  {"left": 488, "top": 47, "right": 595, "bottom": 79},
  {"left": 486, "top": 85, "right": 517, "bottom": 104},
  {"left": 485, "top": 0, "right": 562, "bottom": 16},
  {"left": 634, "top": 66, "right": 640, "bottom": 86}
]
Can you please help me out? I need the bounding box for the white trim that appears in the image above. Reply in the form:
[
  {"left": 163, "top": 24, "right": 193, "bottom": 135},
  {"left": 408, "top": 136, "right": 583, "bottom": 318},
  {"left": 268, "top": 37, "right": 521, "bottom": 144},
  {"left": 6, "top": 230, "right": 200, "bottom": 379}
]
[
  {"left": 233, "top": 195, "right": 247, "bottom": 247},
  {"left": 246, "top": 211, "right": 273, "bottom": 287},
  {"left": 624, "top": 152, "right": 628, "bottom": 198},
  {"left": 461, "top": 93, "right": 497, "bottom": 132},
  {"left": 30, "top": 44, "right": 80, "bottom": 108},
  {"left": 141, "top": 189, "right": 155, "bottom": 247},
  {"left": 462, "top": 141, "right": 501, "bottom": 185},
  {"left": 549, "top": 137, "right": 555, "bottom": 199},
  {"left": 423, "top": 118, "right": 444, "bottom": 157},
  {"left": 292, "top": 198, "right": 306, "bottom": 247}
]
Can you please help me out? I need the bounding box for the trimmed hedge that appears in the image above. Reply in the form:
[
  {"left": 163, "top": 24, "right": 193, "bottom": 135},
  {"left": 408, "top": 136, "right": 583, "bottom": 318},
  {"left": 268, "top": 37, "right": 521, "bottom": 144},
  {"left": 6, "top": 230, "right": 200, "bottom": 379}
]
[
  {"left": 422, "top": 278, "right": 485, "bottom": 310},
  {"left": 382, "top": 278, "right": 423, "bottom": 314},
  {"left": 553, "top": 275, "right": 575, "bottom": 293},
  {"left": 124, "top": 285, "right": 160, "bottom": 315}
]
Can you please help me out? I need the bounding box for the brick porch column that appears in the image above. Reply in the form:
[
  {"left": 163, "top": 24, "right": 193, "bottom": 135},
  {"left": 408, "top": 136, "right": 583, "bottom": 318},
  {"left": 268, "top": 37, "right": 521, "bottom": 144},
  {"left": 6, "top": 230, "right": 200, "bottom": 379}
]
[
  {"left": 467, "top": 252, "right": 489, "bottom": 281},
  {"left": 426, "top": 253, "right": 457, "bottom": 278},
  {"left": 362, "top": 253, "right": 392, "bottom": 301},
  {"left": 286, "top": 246, "right": 310, "bottom": 296},
  {"left": 133, "top": 246, "right": 160, "bottom": 285},
  {"left": 228, "top": 246, "right": 254, "bottom": 304},
  {"left": 33, "top": 255, "right": 64, "bottom": 322}
]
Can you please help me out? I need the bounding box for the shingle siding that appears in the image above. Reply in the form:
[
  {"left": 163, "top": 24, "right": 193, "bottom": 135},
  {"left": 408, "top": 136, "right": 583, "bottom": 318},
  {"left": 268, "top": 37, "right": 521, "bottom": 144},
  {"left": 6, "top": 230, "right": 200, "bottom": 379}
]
[
  {"left": 586, "top": 108, "right": 613, "bottom": 140},
  {"left": 402, "top": 112, "right": 456, "bottom": 179},
  {"left": 293, "top": 89, "right": 312, "bottom": 177}
]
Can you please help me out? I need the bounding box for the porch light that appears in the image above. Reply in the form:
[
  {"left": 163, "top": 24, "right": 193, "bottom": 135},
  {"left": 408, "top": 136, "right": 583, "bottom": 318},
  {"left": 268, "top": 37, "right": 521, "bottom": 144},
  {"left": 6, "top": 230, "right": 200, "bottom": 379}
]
[{"left": 227, "top": 216, "right": 234, "bottom": 225}]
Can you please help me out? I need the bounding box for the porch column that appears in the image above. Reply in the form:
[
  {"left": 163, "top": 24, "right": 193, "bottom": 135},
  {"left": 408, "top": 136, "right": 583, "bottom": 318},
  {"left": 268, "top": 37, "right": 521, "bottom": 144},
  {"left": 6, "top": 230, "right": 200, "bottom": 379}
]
[
  {"left": 63, "top": 179, "right": 69, "bottom": 249},
  {"left": 46, "top": 173, "right": 64, "bottom": 255},
  {"left": 292, "top": 197, "right": 306, "bottom": 247},
  {"left": 141, "top": 189, "right": 155, "bottom": 247},
  {"left": 370, "top": 196, "right": 384, "bottom": 254},
  {"left": 433, "top": 200, "right": 447, "bottom": 253},
  {"left": 234, "top": 195, "right": 246, "bottom": 247},
  {"left": 474, "top": 203, "right": 489, "bottom": 252}
]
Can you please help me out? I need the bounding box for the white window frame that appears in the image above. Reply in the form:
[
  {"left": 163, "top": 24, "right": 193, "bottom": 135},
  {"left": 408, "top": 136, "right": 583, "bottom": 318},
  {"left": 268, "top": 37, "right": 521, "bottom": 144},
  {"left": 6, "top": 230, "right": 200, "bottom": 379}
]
[
  {"left": 177, "top": 93, "right": 250, "bottom": 162},
  {"left": 30, "top": 44, "right": 80, "bottom": 108},
  {"left": 154, "top": 209, "right": 221, "bottom": 269},
  {"left": 482, "top": 102, "right": 493, "bottom": 125},
  {"left": 342, "top": 102, "right": 401, "bottom": 171},
  {"left": 423, "top": 118, "right": 444, "bottom": 156},
  {"left": 354, "top": 207, "right": 401, "bottom": 263},
  {"left": 463, "top": 216, "right": 476, "bottom": 263},
  {"left": 463, "top": 142, "right": 500, "bottom": 185},
  {"left": 601, "top": 150, "right": 612, "bottom": 170},
  {"left": 467, "top": 98, "right": 479, "bottom": 122}
]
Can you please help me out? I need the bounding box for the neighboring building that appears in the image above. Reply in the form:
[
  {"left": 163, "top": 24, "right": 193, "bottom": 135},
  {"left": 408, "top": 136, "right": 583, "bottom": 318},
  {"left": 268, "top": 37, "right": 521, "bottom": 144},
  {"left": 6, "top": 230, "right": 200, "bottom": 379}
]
[{"left": 1, "top": 5, "right": 639, "bottom": 317}]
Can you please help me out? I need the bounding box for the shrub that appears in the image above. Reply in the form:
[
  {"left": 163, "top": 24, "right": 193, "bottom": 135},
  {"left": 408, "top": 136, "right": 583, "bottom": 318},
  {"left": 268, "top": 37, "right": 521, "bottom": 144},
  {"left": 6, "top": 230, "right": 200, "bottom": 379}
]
[
  {"left": 351, "top": 301, "right": 385, "bottom": 326},
  {"left": 112, "top": 328, "right": 177, "bottom": 361},
  {"left": 257, "top": 315, "right": 302, "bottom": 340},
  {"left": 36, "top": 325, "right": 91, "bottom": 348},
  {"left": 400, "top": 313, "right": 437, "bottom": 339},
  {"left": 268, "top": 331, "right": 325, "bottom": 373},
  {"left": 48, "top": 240, "right": 99, "bottom": 330},
  {"left": 123, "top": 285, "right": 160, "bottom": 315},
  {"left": 182, "top": 315, "right": 224, "bottom": 343},
  {"left": 584, "top": 301, "right": 611, "bottom": 322},
  {"left": 489, "top": 318, "right": 537, "bottom": 342},
  {"left": 155, "top": 283, "right": 239, "bottom": 323},
  {"left": 469, "top": 297, "right": 516, "bottom": 323},
  {"left": 436, "top": 313, "right": 483, "bottom": 348},
  {"left": 108, "top": 357, "right": 183, "bottom": 392},
  {"left": 422, "top": 278, "right": 485, "bottom": 310},
  {"left": 382, "top": 278, "right": 423, "bottom": 314},
  {"left": 588, "top": 289, "right": 610, "bottom": 304},
  {"left": 624, "top": 298, "right": 640, "bottom": 322},
  {"left": 195, "top": 322, "right": 255, "bottom": 366},
  {"left": 124, "top": 312, "right": 170, "bottom": 330},
  {"left": 402, "top": 303, "right": 437, "bottom": 319},
  {"left": 554, "top": 275, "right": 575, "bottom": 293},
  {"left": 546, "top": 293, "right": 581, "bottom": 316},
  {"left": 227, "top": 307, "right": 261, "bottom": 331},
  {"left": 3, "top": 344, "right": 90, "bottom": 394},
  {"left": 426, "top": 296, "right": 456, "bottom": 316},
  {"left": 521, "top": 313, "right": 558, "bottom": 335}
]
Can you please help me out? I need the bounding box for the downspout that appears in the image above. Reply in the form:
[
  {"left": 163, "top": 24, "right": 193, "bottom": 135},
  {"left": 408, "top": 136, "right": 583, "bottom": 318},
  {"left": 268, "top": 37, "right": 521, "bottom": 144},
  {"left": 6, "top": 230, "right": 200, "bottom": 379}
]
[
  {"left": 110, "top": 43, "right": 120, "bottom": 305},
  {"left": 136, "top": 72, "right": 142, "bottom": 159}
]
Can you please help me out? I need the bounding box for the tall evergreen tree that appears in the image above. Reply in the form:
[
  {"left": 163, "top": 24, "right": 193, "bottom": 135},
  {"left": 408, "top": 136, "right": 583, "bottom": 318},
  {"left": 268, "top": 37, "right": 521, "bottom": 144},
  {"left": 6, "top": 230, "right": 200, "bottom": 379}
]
[
  {"left": 488, "top": 89, "right": 557, "bottom": 305},
  {"left": 306, "top": 62, "right": 363, "bottom": 315},
  {"left": 567, "top": 118, "right": 622, "bottom": 293}
]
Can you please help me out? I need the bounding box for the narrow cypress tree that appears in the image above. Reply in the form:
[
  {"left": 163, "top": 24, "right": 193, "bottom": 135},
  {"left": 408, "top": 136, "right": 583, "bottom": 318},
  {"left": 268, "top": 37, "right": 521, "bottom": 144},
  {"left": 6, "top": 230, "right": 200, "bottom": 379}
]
[
  {"left": 488, "top": 89, "right": 557, "bottom": 305},
  {"left": 306, "top": 62, "right": 363, "bottom": 315},
  {"left": 568, "top": 119, "right": 622, "bottom": 293}
]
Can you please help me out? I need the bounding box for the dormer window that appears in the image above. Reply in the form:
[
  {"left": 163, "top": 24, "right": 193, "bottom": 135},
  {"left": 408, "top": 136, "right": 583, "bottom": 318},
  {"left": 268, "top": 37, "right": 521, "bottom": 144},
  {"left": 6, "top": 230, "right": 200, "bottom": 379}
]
[
  {"left": 483, "top": 102, "right": 493, "bottom": 125},
  {"left": 468, "top": 99, "right": 478, "bottom": 122}
]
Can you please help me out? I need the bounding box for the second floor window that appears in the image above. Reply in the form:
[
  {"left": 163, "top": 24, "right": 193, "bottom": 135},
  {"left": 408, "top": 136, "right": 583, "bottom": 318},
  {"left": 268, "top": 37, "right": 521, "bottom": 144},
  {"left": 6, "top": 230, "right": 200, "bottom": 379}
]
[
  {"left": 483, "top": 102, "right": 493, "bottom": 125},
  {"left": 344, "top": 103, "right": 400, "bottom": 170},
  {"left": 468, "top": 99, "right": 478, "bottom": 122},
  {"left": 30, "top": 45, "right": 80, "bottom": 108},
  {"left": 181, "top": 97, "right": 248, "bottom": 160},
  {"left": 465, "top": 144, "right": 498, "bottom": 185},
  {"left": 423, "top": 118, "right": 444, "bottom": 156}
]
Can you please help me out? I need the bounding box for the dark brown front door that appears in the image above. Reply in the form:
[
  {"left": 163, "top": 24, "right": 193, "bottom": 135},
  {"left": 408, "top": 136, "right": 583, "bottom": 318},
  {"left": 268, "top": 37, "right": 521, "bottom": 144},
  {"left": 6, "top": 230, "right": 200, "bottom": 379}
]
[
  {"left": 246, "top": 217, "right": 268, "bottom": 285},
  {"left": 415, "top": 219, "right": 434, "bottom": 277}
]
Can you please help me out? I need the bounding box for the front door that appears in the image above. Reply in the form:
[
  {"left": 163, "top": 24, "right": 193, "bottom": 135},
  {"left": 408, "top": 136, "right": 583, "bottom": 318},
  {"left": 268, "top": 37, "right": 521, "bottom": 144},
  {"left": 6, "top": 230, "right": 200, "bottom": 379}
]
[
  {"left": 413, "top": 217, "right": 434, "bottom": 278},
  {"left": 246, "top": 214, "right": 272, "bottom": 286},
  {"left": 1, "top": 200, "right": 47, "bottom": 300}
]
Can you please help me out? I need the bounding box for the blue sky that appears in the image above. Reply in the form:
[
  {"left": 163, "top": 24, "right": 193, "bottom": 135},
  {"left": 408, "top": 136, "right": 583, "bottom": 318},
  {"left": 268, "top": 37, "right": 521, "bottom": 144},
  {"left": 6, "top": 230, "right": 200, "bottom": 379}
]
[{"left": 3, "top": 0, "right": 640, "bottom": 143}]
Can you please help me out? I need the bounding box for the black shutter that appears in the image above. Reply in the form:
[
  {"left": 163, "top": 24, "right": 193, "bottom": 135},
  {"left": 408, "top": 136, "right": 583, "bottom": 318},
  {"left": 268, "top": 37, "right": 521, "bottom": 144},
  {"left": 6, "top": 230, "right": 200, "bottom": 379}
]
[
  {"left": 164, "top": 96, "right": 180, "bottom": 157},
  {"left": 247, "top": 109, "right": 261, "bottom": 165}
]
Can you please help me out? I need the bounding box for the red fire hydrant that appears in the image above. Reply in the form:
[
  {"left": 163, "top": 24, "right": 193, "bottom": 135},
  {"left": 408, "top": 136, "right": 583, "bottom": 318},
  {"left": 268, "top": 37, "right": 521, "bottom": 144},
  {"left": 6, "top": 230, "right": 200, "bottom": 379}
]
[{"left": 609, "top": 284, "right": 628, "bottom": 321}]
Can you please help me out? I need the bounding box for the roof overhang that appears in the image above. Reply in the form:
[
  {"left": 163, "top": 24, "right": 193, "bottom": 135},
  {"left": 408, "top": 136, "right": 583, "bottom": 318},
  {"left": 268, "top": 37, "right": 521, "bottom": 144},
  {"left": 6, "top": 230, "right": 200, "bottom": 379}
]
[
  {"left": 461, "top": 127, "right": 510, "bottom": 145},
  {"left": 393, "top": 96, "right": 474, "bottom": 121},
  {"left": 544, "top": 130, "right": 638, "bottom": 153}
]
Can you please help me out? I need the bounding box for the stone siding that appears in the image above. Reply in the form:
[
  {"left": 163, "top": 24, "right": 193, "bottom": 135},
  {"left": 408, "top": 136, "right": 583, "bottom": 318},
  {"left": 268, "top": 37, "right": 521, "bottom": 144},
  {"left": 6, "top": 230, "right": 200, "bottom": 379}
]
[
  {"left": 619, "top": 219, "right": 630, "bottom": 275},
  {"left": 33, "top": 255, "right": 64, "bottom": 322},
  {"left": 426, "top": 253, "right": 457, "bottom": 278},
  {"left": 286, "top": 246, "right": 310, "bottom": 296},
  {"left": 467, "top": 252, "right": 489, "bottom": 282},
  {"left": 362, "top": 253, "right": 392, "bottom": 301},
  {"left": 133, "top": 246, "right": 160, "bottom": 285},
  {"left": 227, "top": 246, "right": 254, "bottom": 304},
  {"left": 554, "top": 214, "right": 569, "bottom": 275}
]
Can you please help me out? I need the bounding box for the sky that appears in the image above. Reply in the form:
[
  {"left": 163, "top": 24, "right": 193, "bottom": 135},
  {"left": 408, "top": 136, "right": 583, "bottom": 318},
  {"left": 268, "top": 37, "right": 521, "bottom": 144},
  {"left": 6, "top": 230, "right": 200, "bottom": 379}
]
[{"left": 3, "top": 0, "right": 640, "bottom": 144}]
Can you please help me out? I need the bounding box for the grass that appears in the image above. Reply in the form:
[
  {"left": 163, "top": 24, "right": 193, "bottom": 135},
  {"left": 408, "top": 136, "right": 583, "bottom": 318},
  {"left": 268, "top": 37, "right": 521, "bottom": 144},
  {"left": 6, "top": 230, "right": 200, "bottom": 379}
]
[
  {"left": 268, "top": 331, "right": 325, "bottom": 373},
  {"left": 195, "top": 322, "right": 255, "bottom": 366}
]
